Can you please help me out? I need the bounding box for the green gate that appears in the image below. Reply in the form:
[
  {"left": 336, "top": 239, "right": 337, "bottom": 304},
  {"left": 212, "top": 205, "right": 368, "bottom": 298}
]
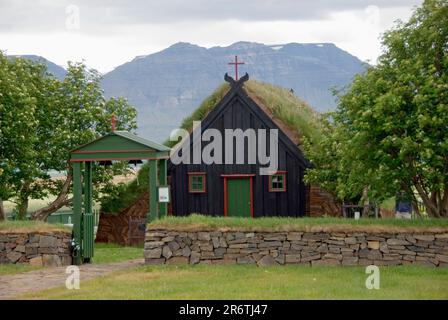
[{"left": 70, "top": 130, "right": 170, "bottom": 265}]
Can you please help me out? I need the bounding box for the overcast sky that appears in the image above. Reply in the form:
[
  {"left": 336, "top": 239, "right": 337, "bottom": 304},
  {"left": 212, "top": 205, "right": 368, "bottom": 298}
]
[{"left": 0, "top": 0, "right": 423, "bottom": 73}]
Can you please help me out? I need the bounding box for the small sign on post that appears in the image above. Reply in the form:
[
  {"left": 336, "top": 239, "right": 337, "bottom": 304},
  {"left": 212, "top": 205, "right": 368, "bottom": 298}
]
[{"left": 158, "top": 186, "right": 170, "bottom": 203}]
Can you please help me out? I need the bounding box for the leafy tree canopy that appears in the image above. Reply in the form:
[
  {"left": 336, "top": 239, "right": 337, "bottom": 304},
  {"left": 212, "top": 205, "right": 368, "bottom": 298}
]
[
  {"left": 304, "top": 0, "right": 448, "bottom": 217},
  {"left": 0, "top": 52, "right": 137, "bottom": 220}
]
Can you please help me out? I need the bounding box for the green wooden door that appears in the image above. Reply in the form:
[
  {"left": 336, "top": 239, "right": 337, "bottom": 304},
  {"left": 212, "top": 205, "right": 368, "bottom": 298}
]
[{"left": 227, "top": 179, "right": 251, "bottom": 217}]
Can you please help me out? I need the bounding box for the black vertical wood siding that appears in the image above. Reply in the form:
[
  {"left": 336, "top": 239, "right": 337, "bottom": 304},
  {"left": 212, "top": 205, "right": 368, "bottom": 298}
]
[{"left": 169, "top": 78, "right": 309, "bottom": 217}]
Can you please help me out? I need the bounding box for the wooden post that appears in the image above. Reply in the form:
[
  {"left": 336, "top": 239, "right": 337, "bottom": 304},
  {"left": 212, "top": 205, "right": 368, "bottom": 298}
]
[
  {"left": 83, "top": 161, "right": 93, "bottom": 262},
  {"left": 159, "top": 159, "right": 168, "bottom": 218},
  {"left": 72, "top": 162, "right": 83, "bottom": 265},
  {"left": 149, "top": 159, "right": 159, "bottom": 222},
  {"left": 83, "top": 161, "right": 92, "bottom": 216}
]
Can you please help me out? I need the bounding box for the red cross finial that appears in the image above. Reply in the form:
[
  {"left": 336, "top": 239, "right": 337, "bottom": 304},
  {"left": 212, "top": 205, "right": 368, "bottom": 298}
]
[
  {"left": 228, "top": 55, "right": 245, "bottom": 80},
  {"left": 111, "top": 114, "right": 117, "bottom": 132}
]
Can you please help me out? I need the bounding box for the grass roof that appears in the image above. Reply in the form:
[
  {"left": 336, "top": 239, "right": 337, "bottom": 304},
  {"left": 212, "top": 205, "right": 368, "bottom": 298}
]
[
  {"left": 148, "top": 214, "right": 448, "bottom": 233},
  {"left": 0, "top": 221, "right": 70, "bottom": 233},
  {"left": 101, "top": 80, "right": 324, "bottom": 213}
]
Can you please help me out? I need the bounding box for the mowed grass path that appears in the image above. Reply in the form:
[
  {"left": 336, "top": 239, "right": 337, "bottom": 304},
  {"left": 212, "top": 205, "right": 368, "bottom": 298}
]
[{"left": 22, "top": 265, "right": 448, "bottom": 300}]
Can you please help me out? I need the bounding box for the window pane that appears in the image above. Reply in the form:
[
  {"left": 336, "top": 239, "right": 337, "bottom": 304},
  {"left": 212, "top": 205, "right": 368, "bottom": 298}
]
[
  {"left": 271, "top": 174, "right": 285, "bottom": 190},
  {"left": 190, "top": 175, "right": 204, "bottom": 191}
]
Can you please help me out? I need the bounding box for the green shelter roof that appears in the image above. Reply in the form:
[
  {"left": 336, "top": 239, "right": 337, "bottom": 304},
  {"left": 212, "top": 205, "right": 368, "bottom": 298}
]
[
  {"left": 70, "top": 131, "right": 170, "bottom": 162},
  {"left": 113, "top": 131, "right": 170, "bottom": 152}
]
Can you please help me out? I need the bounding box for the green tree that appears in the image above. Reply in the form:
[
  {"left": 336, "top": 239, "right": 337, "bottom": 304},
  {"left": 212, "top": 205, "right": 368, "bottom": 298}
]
[
  {"left": 305, "top": 0, "right": 448, "bottom": 217},
  {"left": 0, "top": 53, "right": 137, "bottom": 220},
  {"left": 0, "top": 54, "right": 47, "bottom": 220}
]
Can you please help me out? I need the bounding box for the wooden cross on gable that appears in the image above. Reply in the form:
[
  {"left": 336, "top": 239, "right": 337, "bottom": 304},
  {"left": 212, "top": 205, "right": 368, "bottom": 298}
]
[{"left": 228, "top": 55, "right": 245, "bottom": 80}]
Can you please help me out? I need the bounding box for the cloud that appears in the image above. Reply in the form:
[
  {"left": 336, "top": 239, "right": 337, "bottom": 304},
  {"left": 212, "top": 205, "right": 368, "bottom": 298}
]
[
  {"left": 0, "top": 0, "right": 422, "bottom": 72},
  {"left": 0, "top": 0, "right": 422, "bottom": 33}
]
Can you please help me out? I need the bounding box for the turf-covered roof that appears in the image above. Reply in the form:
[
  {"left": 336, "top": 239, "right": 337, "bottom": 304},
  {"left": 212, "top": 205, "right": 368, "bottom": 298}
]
[
  {"left": 101, "top": 80, "right": 324, "bottom": 213},
  {"left": 165, "top": 80, "right": 323, "bottom": 147}
]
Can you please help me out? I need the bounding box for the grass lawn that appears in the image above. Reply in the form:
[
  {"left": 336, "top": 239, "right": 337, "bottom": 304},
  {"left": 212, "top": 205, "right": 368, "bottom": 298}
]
[
  {"left": 149, "top": 214, "right": 448, "bottom": 232},
  {"left": 0, "top": 264, "right": 42, "bottom": 276},
  {"left": 93, "top": 243, "right": 143, "bottom": 264},
  {"left": 21, "top": 265, "right": 448, "bottom": 300}
]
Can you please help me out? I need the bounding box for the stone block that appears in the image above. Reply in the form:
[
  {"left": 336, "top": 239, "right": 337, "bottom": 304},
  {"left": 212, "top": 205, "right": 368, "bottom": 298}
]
[
  {"left": 237, "top": 256, "right": 255, "bottom": 264},
  {"left": 328, "top": 246, "right": 341, "bottom": 254},
  {"left": 287, "top": 233, "right": 302, "bottom": 241},
  {"left": 275, "top": 254, "right": 285, "bottom": 265},
  {"left": 181, "top": 246, "right": 191, "bottom": 257},
  {"left": 358, "top": 259, "right": 373, "bottom": 266},
  {"left": 144, "top": 241, "right": 164, "bottom": 249},
  {"left": 435, "top": 254, "right": 448, "bottom": 263},
  {"left": 25, "top": 246, "right": 38, "bottom": 256},
  {"left": 38, "top": 247, "right": 59, "bottom": 254},
  {"left": 300, "top": 254, "right": 321, "bottom": 263},
  {"left": 190, "top": 252, "right": 201, "bottom": 264},
  {"left": 29, "top": 256, "right": 43, "bottom": 266},
  {"left": 386, "top": 238, "right": 409, "bottom": 246},
  {"left": 257, "top": 255, "right": 279, "bottom": 267},
  {"left": 324, "top": 253, "right": 342, "bottom": 261},
  {"left": 7, "top": 251, "right": 23, "bottom": 263},
  {"left": 316, "top": 244, "right": 328, "bottom": 253},
  {"left": 366, "top": 250, "right": 382, "bottom": 260},
  {"left": 162, "top": 245, "right": 173, "bottom": 259},
  {"left": 166, "top": 257, "right": 189, "bottom": 265},
  {"left": 168, "top": 241, "right": 181, "bottom": 252},
  {"left": 367, "top": 241, "right": 380, "bottom": 250},
  {"left": 344, "top": 237, "right": 357, "bottom": 244},
  {"left": 42, "top": 254, "right": 61, "bottom": 267},
  {"left": 285, "top": 254, "right": 301, "bottom": 263},
  {"left": 39, "top": 235, "right": 58, "bottom": 248},
  {"left": 14, "top": 245, "right": 26, "bottom": 253},
  {"left": 258, "top": 241, "right": 283, "bottom": 249},
  {"left": 414, "top": 235, "right": 435, "bottom": 242},
  {"left": 197, "top": 232, "right": 210, "bottom": 241},
  {"left": 342, "top": 257, "right": 359, "bottom": 266},
  {"left": 263, "top": 235, "right": 286, "bottom": 241},
  {"left": 144, "top": 248, "right": 162, "bottom": 259}
]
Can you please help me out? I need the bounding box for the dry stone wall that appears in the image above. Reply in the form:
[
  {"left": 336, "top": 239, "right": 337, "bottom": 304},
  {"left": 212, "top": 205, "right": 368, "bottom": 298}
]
[
  {"left": 145, "top": 229, "right": 448, "bottom": 267},
  {"left": 0, "top": 232, "right": 72, "bottom": 266}
]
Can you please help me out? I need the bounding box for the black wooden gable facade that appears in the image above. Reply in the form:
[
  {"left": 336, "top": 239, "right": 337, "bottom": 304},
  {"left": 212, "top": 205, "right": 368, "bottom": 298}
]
[{"left": 168, "top": 74, "right": 309, "bottom": 217}]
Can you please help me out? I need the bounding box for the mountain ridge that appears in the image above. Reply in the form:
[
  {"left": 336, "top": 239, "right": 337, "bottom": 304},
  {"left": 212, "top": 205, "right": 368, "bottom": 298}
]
[
  {"left": 102, "top": 41, "right": 367, "bottom": 141},
  {"left": 9, "top": 42, "right": 367, "bottom": 142}
]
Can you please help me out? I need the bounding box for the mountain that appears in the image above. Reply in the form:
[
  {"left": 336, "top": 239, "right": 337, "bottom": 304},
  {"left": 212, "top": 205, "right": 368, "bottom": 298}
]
[
  {"left": 9, "top": 55, "right": 67, "bottom": 79},
  {"left": 9, "top": 42, "right": 367, "bottom": 142},
  {"left": 102, "top": 42, "right": 367, "bottom": 142}
]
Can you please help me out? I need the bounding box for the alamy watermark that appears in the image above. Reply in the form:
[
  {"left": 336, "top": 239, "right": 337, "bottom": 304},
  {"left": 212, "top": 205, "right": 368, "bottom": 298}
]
[
  {"left": 365, "top": 265, "right": 380, "bottom": 290},
  {"left": 65, "top": 265, "right": 80, "bottom": 290},
  {"left": 169, "top": 121, "right": 279, "bottom": 175},
  {"left": 65, "top": 4, "right": 80, "bottom": 30}
]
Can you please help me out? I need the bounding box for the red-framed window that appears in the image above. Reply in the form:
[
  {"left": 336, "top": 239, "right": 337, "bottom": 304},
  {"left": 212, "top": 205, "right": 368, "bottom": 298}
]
[
  {"left": 269, "top": 171, "right": 287, "bottom": 192},
  {"left": 188, "top": 172, "right": 206, "bottom": 193}
]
